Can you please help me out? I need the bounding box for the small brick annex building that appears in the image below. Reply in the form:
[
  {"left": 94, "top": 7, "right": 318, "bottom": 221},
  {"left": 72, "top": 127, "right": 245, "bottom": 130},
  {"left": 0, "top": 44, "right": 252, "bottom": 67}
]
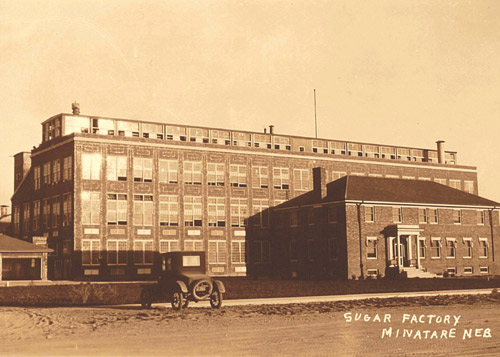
[
  {"left": 247, "top": 169, "right": 500, "bottom": 280},
  {"left": 9, "top": 104, "right": 493, "bottom": 280}
]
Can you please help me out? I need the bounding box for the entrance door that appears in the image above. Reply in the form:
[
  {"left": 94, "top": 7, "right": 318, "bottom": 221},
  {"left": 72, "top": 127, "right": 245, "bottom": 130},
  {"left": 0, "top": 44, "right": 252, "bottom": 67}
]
[{"left": 393, "top": 237, "right": 409, "bottom": 267}]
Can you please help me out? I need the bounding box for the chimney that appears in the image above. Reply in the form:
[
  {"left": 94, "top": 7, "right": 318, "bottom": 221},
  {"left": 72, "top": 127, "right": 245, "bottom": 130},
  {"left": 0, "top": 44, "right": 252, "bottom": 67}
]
[
  {"left": 72, "top": 102, "right": 80, "bottom": 115},
  {"left": 264, "top": 128, "right": 267, "bottom": 134},
  {"left": 313, "top": 167, "right": 327, "bottom": 199},
  {"left": 14, "top": 152, "right": 31, "bottom": 191},
  {"left": 436, "top": 140, "right": 445, "bottom": 164},
  {"left": 269, "top": 125, "right": 274, "bottom": 134}
]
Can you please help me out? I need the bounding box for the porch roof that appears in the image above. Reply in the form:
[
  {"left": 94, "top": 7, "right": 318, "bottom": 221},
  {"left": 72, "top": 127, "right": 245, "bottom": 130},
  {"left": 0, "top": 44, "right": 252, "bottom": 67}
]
[{"left": 0, "top": 234, "right": 52, "bottom": 253}]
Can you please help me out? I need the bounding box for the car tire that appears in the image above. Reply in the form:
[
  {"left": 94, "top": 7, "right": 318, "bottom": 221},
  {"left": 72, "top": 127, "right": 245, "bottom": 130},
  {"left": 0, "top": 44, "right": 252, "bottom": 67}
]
[
  {"left": 209, "top": 289, "right": 223, "bottom": 309},
  {"left": 171, "top": 288, "right": 184, "bottom": 311},
  {"left": 191, "top": 280, "right": 213, "bottom": 300}
]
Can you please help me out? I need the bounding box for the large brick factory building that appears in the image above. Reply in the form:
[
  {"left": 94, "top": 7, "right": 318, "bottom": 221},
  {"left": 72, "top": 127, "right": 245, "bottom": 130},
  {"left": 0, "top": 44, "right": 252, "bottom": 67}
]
[{"left": 10, "top": 104, "right": 498, "bottom": 280}]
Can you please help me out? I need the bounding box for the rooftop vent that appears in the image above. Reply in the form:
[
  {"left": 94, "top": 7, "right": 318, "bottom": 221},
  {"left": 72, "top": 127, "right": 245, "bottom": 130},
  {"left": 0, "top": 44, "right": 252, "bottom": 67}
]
[{"left": 72, "top": 102, "right": 80, "bottom": 115}]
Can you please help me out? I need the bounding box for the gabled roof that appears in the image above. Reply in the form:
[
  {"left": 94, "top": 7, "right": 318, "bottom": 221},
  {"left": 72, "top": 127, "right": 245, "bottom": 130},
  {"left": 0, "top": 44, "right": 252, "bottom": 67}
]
[
  {"left": 277, "top": 175, "right": 499, "bottom": 209},
  {"left": 0, "top": 234, "right": 52, "bottom": 253}
]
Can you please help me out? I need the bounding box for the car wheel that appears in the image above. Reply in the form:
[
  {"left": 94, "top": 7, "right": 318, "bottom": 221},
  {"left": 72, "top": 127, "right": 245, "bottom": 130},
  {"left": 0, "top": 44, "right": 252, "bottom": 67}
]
[
  {"left": 209, "top": 289, "right": 223, "bottom": 309},
  {"left": 192, "top": 280, "right": 213, "bottom": 300},
  {"left": 171, "top": 288, "right": 184, "bottom": 311}
]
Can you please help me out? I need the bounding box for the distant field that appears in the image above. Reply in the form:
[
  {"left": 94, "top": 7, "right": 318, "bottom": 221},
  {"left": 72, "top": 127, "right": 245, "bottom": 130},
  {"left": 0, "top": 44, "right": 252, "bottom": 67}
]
[{"left": 1, "top": 277, "right": 500, "bottom": 306}]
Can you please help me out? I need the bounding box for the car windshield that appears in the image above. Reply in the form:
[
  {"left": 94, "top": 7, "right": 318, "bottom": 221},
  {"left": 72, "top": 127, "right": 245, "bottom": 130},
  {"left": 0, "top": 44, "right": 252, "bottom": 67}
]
[{"left": 182, "top": 255, "right": 201, "bottom": 267}]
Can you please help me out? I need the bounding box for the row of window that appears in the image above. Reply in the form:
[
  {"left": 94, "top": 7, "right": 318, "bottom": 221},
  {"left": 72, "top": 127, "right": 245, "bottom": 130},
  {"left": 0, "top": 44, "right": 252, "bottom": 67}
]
[
  {"left": 365, "top": 266, "right": 490, "bottom": 277},
  {"left": 81, "top": 239, "right": 246, "bottom": 266},
  {"left": 366, "top": 237, "right": 490, "bottom": 260},
  {"left": 13, "top": 194, "right": 72, "bottom": 234},
  {"left": 45, "top": 115, "right": 457, "bottom": 164},
  {"left": 33, "top": 157, "right": 72, "bottom": 190},
  {"left": 83, "top": 193, "right": 270, "bottom": 228},
  {"left": 365, "top": 206, "right": 489, "bottom": 225}
]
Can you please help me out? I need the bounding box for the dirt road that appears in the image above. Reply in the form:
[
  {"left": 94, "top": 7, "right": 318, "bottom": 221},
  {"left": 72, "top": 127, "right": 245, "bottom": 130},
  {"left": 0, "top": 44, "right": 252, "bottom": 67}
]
[{"left": 1, "top": 293, "right": 499, "bottom": 356}]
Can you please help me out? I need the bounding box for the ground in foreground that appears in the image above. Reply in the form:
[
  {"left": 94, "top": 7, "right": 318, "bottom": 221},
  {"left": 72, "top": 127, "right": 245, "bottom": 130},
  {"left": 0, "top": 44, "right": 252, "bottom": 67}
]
[{"left": 1, "top": 294, "right": 499, "bottom": 356}]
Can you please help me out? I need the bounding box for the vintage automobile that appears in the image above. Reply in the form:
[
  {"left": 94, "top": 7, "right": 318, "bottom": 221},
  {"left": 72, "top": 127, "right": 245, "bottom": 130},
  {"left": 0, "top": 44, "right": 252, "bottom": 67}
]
[{"left": 140, "top": 251, "right": 225, "bottom": 310}]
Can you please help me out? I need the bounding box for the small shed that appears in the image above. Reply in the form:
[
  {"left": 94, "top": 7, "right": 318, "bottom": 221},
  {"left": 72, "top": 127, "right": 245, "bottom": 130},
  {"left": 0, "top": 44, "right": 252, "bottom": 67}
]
[{"left": 0, "top": 234, "right": 52, "bottom": 281}]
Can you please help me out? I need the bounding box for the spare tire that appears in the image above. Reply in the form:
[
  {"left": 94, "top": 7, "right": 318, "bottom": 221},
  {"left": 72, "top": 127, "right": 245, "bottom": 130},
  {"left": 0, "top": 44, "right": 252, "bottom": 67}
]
[{"left": 191, "top": 279, "right": 213, "bottom": 300}]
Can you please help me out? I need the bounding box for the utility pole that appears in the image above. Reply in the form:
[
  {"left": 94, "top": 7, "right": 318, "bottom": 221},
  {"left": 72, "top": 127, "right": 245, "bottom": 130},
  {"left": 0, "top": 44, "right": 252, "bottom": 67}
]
[{"left": 314, "top": 89, "right": 318, "bottom": 139}]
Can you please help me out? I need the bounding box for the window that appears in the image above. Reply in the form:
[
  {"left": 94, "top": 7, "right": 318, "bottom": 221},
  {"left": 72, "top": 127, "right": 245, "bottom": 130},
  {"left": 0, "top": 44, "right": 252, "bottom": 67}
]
[
  {"left": 207, "top": 163, "right": 225, "bottom": 186},
  {"left": 434, "top": 178, "right": 447, "bottom": 185},
  {"left": 208, "top": 240, "right": 227, "bottom": 264},
  {"left": 184, "top": 240, "right": 203, "bottom": 251},
  {"left": 134, "top": 195, "right": 153, "bottom": 226},
  {"left": 184, "top": 196, "right": 202, "bottom": 226},
  {"left": 418, "top": 209, "right": 427, "bottom": 224},
  {"left": 52, "top": 160, "right": 61, "bottom": 183},
  {"left": 366, "top": 237, "right": 377, "bottom": 259},
  {"left": 392, "top": 207, "right": 402, "bottom": 223},
  {"left": 107, "top": 194, "right": 128, "bottom": 225},
  {"left": 365, "top": 206, "right": 374, "bottom": 222},
  {"left": 367, "top": 269, "right": 379, "bottom": 277},
  {"left": 230, "top": 164, "right": 247, "bottom": 187},
  {"left": 13, "top": 206, "right": 20, "bottom": 234},
  {"left": 464, "top": 267, "right": 473, "bottom": 274},
  {"left": 290, "top": 210, "right": 298, "bottom": 227},
  {"left": 81, "top": 192, "right": 100, "bottom": 225},
  {"left": 208, "top": 197, "right": 226, "bottom": 227},
  {"left": 307, "top": 207, "right": 315, "bottom": 225},
  {"left": 107, "top": 240, "right": 127, "bottom": 265},
  {"left": 159, "top": 160, "right": 178, "bottom": 183},
  {"left": 290, "top": 240, "right": 298, "bottom": 262},
  {"left": 81, "top": 153, "right": 102, "bottom": 180},
  {"left": 453, "top": 210, "right": 461, "bottom": 224},
  {"left": 480, "top": 266, "right": 489, "bottom": 274},
  {"left": 159, "top": 195, "right": 178, "bottom": 226},
  {"left": 431, "top": 238, "right": 441, "bottom": 259},
  {"left": 183, "top": 161, "right": 202, "bottom": 185},
  {"left": 33, "top": 201, "right": 40, "bottom": 231},
  {"left": 464, "top": 181, "right": 474, "bottom": 194},
  {"left": 477, "top": 210, "right": 485, "bottom": 225},
  {"left": 251, "top": 166, "right": 268, "bottom": 188},
  {"left": 252, "top": 240, "right": 270, "bottom": 263},
  {"left": 328, "top": 239, "right": 338, "bottom": 260},
  {"left": 429, "top": 209, "right": 439, "bottom": 224},
  {"left": 328, "top": 206, "right": 338, "bottom": 223},
  {"left": 479, "top": 238, "right": 488, "bottom": 258},
  {"left": 63, "top": 156, "right": 73, "bottom": 181},
  {"left": 23, "top": 203, "right": 30, "bottom": 233},
  {"left": 106, "top": 156, "right": 127, "bottom": 181},
  {"left": 293, "top": 169, "right": 310, "bottom": 191},
  {"left": 82, "top": 239, "right": 100, "bottom": 265},
  {"left": 133, "top": 158, "right": 153, "bottom": 182},
  {"left": 34, "top": 166, "right": 41, "bottom": 190},
  {"left": 63, "top": 193, "right": 72, "bottom": 226},
  {"left": 308, "top": 240, "right": 315, "bottom": 261},
  {"left": 331, "top": 171, "right": 346, "bottom": 181},
  {"left": 43, "top": 162, "right": 51, "bottom": 185},
  {"left": 463, "top": 238, "right": 473, "bottom": 258},
  {"left": 134, "top": 240, "right": 154, "bottom": 265},
  {"left": 447, "top": 267, "right": 457, "bottom": 276},
  {"left": 273, "top": 167, "right": 290, "bottom": 189},
  {"left": 42, "top": 199, "right": 50, "bottom": 229},
  {"left": 230, "top": 198, "right": 248, "bottom": 227},
  {"left": 446, "top": 238, "right": 456, "bottom": 259},
  {"left": 252, "top": 199, "right": 269, "bottom": 228},
  {"left": 231, "top": 241, "right": 246, "bottom": 264},
  {"left": 449, "top": 180, "right": 461, "bottom": 190},
  {"left": 159, "top": 240, "right": 180, "bottom": 253},
  {"left": 418, "top": 238, "right": 426, "bottom": 259},
  {"left": 52, "top": 196, "right": 60, "bottom": 228}
]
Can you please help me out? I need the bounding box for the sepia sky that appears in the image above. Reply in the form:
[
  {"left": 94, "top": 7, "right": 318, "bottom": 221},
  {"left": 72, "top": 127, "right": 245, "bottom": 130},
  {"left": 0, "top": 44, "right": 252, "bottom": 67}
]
[{"left": 1, "top": 0, "right": 500, "bottom": 205}]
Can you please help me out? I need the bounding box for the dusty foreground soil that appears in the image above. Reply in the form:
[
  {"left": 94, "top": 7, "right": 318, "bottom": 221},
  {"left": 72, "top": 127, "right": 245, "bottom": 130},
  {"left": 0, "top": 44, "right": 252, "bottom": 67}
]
[{"left": 1, "top": 294, "right": 500, "bottom": 356}]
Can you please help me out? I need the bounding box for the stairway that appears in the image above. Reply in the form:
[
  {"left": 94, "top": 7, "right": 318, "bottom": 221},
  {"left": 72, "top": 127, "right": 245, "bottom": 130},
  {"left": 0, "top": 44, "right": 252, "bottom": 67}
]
[{"left": 401, "top": 267, "right": 438, "bottom": 278}]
